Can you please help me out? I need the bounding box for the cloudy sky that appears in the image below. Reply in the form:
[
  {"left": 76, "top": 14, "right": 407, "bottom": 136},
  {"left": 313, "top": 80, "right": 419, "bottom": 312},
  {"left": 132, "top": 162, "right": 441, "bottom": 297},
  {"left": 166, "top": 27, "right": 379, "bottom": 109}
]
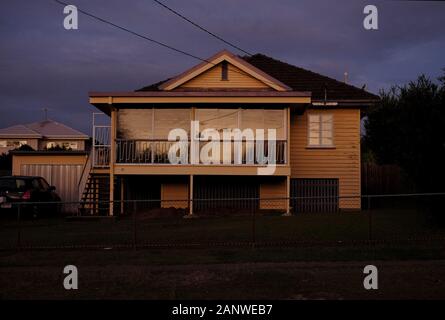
[{"left": 1, "top": 0, "right": 444, "bottom": 134}]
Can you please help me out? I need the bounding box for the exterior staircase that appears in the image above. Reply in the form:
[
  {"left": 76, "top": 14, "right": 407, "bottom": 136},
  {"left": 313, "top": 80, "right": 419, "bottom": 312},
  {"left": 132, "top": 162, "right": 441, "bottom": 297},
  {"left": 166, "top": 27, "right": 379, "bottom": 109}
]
[
  {"left": 76, "top": 113, "right": 112, "bottom": 216},
  {"left": 78, "top": 173, "right": 113, "bottom": 216}
]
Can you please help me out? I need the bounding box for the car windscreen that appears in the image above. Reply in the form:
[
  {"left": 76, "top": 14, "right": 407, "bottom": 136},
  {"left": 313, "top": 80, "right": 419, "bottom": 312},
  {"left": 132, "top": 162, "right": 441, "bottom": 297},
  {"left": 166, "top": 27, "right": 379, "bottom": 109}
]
[{"left": 0, "top": 179, "right": 29, "bottom": 191}]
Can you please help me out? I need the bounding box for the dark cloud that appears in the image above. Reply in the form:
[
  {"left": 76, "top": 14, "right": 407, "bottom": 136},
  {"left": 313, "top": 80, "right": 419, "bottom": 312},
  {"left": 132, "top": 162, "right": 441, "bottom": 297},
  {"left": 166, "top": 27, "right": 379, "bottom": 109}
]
[{"left": 1, "top": 0, "right": 444, "bottom": 134}]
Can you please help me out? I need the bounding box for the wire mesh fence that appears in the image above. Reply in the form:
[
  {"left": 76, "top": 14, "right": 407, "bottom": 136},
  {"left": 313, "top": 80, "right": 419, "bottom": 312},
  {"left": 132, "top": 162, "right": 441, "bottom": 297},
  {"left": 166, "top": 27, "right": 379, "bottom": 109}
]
[{"left": 1, "top": 193, "right": 445, "bottom": 250}]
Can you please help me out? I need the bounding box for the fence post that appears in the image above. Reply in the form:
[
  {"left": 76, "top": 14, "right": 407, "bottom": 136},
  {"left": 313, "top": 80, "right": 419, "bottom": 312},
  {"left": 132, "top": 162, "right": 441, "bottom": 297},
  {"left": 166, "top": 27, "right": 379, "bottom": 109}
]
[
  {"left": 251, "top": 204, "right": 256, "bottom": 249},
  {"left": 16, "top": 204, "right": 21, "bottom": 250},
  {"left": 133, "top": 202, "right": 137, "bottom": 250},
  {"left": 367, "top": 196, "right": 372, "bottom": 242}
]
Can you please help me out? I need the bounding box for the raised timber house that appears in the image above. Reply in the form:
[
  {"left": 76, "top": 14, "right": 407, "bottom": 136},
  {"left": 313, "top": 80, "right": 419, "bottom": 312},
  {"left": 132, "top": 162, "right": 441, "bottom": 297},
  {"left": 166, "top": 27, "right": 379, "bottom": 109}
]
[{"left": 86, "top": 50, "right": 379, "bottom": 216}]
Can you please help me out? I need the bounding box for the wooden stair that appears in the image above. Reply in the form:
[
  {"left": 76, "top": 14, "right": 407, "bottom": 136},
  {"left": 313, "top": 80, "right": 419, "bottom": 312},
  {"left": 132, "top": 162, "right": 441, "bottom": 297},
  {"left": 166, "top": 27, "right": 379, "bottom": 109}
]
[{"left": 78, "top": 174, "right": 114, "bottom": 216}]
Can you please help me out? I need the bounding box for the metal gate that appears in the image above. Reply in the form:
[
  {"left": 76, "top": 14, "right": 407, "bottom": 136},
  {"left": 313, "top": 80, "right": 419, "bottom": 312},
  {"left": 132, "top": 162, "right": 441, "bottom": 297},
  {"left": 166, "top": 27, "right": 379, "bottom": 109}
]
[
  {"left": 291, "top": 178, "right": 339, "bottom": 213},
  {"left": 193, "top": 176, "right": 259, "bottom": 214},
  {"left": 20, "top": 164, "right": 83, "bottom": 213}
]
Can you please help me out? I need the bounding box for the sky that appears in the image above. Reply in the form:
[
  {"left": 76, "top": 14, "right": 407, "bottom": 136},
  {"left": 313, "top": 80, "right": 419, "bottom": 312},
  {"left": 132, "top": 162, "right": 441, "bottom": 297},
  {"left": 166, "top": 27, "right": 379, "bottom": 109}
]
[{"left": 1, "top": 0, "right": 444, "bottom": 135}]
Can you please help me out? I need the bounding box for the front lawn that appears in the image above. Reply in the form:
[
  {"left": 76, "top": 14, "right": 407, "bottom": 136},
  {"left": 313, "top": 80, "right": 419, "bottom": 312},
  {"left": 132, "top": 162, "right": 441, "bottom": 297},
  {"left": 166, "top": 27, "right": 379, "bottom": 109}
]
[{"left": 1, "top": 208, "right": 443, "bottom": 250}]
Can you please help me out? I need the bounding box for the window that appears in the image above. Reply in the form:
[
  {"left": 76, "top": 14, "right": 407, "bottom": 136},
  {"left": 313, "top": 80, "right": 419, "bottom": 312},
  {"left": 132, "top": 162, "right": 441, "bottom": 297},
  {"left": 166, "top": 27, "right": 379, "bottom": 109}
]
[
  {"left": 38, "top": 178, "right": 50, "bottom": 191},
  {"left": 308, "top": 113, "right": 334, "bottom": 147},
  {"left": 31, "top": 179, "right": 40, "bottom": 190},
  {"left": 117, "top": 109, "right": 153, "bottom": 140},
  {"left": 117, "top": 109, "right": 191, "bottom": 140},
  {"left": 241, "top": 109, "right": 286, "bottom": 140},
  {"left": 0, "top": 140, "right": 27, "bottom": 148},
  {"left": 0, "top": 178, "right": 27, "bottom": 191},
  {"left": 153, "top": 109, "right": 191, "bottom": 139},
  {"left": 46, "top": 141, "right": 78, "bottom": 150},
  {"left": 196, "top": 108, "right": 239, "bottom": 136}
]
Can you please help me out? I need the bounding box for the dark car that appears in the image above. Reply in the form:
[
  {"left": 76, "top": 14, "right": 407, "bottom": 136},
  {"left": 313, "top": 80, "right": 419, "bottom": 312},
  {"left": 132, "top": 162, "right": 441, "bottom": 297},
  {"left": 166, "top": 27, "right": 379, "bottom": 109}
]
[{"left": 0, "top": 176, "right": 61, "bottom": 217}]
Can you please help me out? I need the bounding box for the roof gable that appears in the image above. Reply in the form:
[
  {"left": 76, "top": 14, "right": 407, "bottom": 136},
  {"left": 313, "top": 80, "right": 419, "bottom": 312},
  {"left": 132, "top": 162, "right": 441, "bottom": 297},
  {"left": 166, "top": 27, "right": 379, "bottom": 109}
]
[
  {"left": 178, "top": 62, "right": 270, "bottom": 90},
  {"left": 158, "top": 50, "right": 291, "bottom": 92}
]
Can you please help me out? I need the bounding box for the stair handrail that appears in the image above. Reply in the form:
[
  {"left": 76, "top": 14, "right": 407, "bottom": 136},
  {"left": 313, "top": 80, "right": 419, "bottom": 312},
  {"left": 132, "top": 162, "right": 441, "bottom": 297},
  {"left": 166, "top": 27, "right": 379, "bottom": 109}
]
[{"left": 78, "top": 150, "right": 92, "bottom": 201}]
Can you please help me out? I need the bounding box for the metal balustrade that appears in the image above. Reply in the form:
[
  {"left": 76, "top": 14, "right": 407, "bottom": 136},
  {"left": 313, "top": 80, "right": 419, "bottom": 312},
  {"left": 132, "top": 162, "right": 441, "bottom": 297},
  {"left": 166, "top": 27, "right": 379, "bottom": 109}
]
[{"left": 115, "top": 139, "right": 287, "bottom": 164}]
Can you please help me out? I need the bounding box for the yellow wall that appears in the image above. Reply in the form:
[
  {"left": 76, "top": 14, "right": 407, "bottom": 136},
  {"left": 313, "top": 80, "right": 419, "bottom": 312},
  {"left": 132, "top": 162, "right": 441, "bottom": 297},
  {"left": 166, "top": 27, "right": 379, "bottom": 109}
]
[
  {"left": 159, "top": 176, "right": 288, "bottom": 211},
  {"left": 290, "top": 108, "right": 361, "bottom": 210},
  {"left": 179, "top": 63, "right": 270, "bottom": 90},
  {"left": 259, "top": 177, "right": 287, "bottom": 210},
  {"left": 161, "top": 181, "right": 189, "bottom": 209}
]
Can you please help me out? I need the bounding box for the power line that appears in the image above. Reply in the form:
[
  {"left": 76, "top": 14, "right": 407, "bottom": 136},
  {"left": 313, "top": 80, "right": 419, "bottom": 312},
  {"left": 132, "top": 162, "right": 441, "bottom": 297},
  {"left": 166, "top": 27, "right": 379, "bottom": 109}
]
[
  {"left": 52, "top": 1, "right": 284, "bottom": 89},
  {"left": 151, "top": 0, "right": 253, "bottom": 56},
  {"left": 54, "top": 0, "right": 207, "bottom": 62}
]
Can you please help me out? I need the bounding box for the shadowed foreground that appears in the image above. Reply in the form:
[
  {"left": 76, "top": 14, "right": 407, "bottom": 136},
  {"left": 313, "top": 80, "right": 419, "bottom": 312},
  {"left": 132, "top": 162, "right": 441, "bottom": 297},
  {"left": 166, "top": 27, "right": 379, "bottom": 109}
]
[{"left": 1, "top": 250, "right": 445, "bottom": 299}]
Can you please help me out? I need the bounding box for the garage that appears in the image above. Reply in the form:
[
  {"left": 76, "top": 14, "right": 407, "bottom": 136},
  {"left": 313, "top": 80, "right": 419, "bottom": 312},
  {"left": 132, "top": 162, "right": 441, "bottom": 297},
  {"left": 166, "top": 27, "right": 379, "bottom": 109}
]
[{"left": 11, "top": 151, "right": 88, "bottom": 214}]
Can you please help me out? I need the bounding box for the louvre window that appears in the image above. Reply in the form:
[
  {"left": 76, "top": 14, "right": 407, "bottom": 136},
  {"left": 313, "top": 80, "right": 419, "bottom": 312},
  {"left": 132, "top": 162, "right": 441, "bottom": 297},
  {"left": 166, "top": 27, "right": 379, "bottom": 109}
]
[{"left": 117, "top": 109, "right": 191, "bottom": 139}]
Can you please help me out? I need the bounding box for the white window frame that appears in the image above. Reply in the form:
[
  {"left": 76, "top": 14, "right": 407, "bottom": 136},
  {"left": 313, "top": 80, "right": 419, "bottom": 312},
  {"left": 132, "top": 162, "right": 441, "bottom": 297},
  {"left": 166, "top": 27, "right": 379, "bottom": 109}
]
[{"left": 307, "top": 113, "right": 334, "bottom": 148}]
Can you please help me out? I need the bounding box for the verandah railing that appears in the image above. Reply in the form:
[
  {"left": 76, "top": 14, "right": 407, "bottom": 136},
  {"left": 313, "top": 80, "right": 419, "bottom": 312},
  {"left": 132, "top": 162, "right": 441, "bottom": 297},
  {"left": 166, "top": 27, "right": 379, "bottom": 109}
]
[{"left": 115, "top": 139, "right": 287, "bottom": 164}]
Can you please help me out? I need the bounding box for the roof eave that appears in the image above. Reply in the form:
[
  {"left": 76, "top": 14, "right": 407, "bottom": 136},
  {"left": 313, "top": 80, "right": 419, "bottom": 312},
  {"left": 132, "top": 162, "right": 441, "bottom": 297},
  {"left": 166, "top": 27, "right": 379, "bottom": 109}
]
[
  {"left": 0, "top": 134, "right": 42, "bottom": 139},
  {"left": 89, "top": 91, "right": 311, "bottom": 97}
]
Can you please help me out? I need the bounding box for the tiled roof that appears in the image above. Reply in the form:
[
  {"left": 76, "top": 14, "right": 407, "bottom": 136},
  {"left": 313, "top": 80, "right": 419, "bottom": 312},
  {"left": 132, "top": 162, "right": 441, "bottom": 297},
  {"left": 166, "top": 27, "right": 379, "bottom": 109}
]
[
  {"left": 0, "top": 124, "right": 41, "bottom": 138},
  {"left": 136, "top": 53, "right": 379, "bottom": 101},
  {"left": 0, "top": 120, "right": 88, "bottom": 139},
  {"left": 137, "top": 78, "right": 171, "bottom": 92},
  {"left": 243, "top": 54, "right": 378, "bottom": 101}
]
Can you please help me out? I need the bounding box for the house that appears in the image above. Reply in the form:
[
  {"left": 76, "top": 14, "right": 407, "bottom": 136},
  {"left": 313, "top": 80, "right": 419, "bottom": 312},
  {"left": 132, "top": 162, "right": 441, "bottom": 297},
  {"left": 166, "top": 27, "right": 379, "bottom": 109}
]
[
  {"left": 0, "top": 119, "right": 90, "bottom": 209},
  {"left": 86, "top": 50, "right": 378, "bottom": 216},
  {"left": 0, "top": 119, "right": 89, "bottom": 153}
]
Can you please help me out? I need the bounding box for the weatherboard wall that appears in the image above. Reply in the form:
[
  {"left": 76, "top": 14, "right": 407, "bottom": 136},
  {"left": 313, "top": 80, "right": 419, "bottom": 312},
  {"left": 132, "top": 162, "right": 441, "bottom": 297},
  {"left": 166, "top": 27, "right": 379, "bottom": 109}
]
[{"left": 289, "top": 108, "right": 361, "bottom": 210}]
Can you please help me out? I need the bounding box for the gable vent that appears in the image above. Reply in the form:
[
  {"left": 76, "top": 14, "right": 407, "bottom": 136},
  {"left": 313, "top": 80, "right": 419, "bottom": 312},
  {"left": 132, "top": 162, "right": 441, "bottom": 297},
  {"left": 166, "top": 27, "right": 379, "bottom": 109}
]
[{"left": 221, "top": 61, "right": 228, "bottom": 80}]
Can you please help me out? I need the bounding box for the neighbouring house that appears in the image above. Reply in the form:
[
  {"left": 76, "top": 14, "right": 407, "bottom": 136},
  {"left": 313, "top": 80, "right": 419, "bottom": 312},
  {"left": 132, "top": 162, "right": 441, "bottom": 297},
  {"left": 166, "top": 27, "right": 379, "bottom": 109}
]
[
  {"left": 0, "top": 119, "right": 89, "bottom": 153},
  {"left": 0, "top": 119, "right": 90, "bottom": 210},
  {"left": 85, "top": 50, "right": 379, "bottom": 216}
]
